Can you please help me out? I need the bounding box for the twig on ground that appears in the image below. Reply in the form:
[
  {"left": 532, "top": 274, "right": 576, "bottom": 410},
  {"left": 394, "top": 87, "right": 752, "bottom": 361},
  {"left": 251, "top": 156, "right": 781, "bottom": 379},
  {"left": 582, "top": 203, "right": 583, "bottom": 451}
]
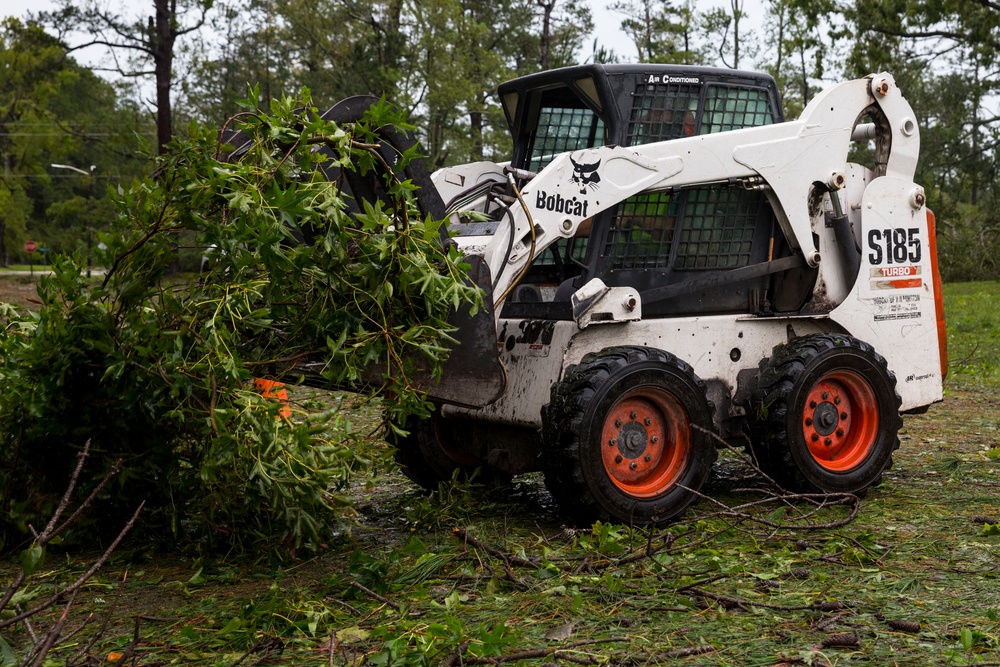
[
  {"left": 443, "top": 637, "right": 629, "bottom": 665},
  {"left": 660, "top": 645, "right": 716, "bottom": 658},
  {"left": 349, "top": 581, "right": 400, "bottom": 611},
  {"left": 453, "top": 528, "right": 539, "bottom": 568},
  {"left": 812, "top": 611, "right": 851, "bottom": 631}
]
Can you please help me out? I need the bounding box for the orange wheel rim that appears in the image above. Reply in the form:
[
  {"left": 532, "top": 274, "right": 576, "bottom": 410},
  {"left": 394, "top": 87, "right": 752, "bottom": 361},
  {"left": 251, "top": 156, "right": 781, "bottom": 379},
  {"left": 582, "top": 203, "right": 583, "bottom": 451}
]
[
  {"left": 801, "top": 370, "right": 879, "bottom": 471},
  {"left": 601, "top": 388, "right": 691, "bottom": 498}
]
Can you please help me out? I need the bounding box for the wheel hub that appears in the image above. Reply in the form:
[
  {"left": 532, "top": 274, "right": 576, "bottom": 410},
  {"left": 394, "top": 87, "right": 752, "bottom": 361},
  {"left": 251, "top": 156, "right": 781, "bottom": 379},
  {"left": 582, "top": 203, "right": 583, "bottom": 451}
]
[
  {"left": 601, "top": 391, "right": 690, "bottom": 497},
  {"left": 618, "top": 422, "right": 648, "bottom": 458},
  {"left": 801, "top": 371, "right": 878, "bottom": 471},
  {"left": 812, "top": 402, "right": 840, "bottom": 436}
]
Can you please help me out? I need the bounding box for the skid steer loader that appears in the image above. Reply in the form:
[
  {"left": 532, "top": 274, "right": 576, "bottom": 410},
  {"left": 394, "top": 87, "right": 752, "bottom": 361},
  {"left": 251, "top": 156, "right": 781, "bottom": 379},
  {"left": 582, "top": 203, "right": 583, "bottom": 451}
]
[{"left": 320, "top": 64, "right": 947, "bottom": 526}]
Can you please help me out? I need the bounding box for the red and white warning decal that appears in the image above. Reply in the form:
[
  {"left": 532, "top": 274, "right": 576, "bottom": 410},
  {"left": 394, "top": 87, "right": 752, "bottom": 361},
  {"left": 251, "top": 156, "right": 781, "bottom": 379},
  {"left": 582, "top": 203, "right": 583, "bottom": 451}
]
[{"left": 870, "top": 265, "right": 922, "bottom": 290}]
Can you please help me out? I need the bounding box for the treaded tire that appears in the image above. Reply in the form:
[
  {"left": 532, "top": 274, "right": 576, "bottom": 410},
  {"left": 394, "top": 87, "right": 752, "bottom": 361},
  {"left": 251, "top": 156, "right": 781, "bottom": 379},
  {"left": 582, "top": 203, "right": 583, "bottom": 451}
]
[
  {"left": 390, "top": 410, "right": 503, "bottom": 491},
  {"left": 390, "top": 411, "right": 476, "bottom": 491},
  {"left": 752, "top": 334, "right": 902, "bottom": 494},
  {"left": 541, "top": 346, "right": 717, "bottom": 526}
]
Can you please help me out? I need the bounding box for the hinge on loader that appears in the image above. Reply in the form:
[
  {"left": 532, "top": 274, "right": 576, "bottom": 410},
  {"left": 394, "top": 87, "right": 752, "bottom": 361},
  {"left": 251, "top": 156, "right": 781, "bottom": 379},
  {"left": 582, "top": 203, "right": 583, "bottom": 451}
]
[{"left": 571, "top": 278, "right": 642, "bottom": 329}]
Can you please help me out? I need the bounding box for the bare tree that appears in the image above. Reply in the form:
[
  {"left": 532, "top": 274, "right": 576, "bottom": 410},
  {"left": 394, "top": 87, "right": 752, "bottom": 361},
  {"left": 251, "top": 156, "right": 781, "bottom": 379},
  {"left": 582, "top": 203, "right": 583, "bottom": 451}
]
[{"left": 43, "top": 0, "right": 211, "bottom": 154}]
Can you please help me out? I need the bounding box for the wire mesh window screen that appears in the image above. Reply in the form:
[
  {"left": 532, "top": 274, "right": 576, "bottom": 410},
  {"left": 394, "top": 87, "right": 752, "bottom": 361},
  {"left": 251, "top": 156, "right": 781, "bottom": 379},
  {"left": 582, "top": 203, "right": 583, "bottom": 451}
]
[
  {"left": 531, "top": 238, "right": 590, "bottom": 267},
  {"left": 604, "top": 192, "right": 678, "bottom": 270},
  {"left": 675, "top": 187, "right": 762, "bottom": 269},
  {"left": 528, "top": 107, "right": 605, "bottom": 172},
  {"left": 701, "top": 86, "right": 773, "bottom": 134},
  {"left": 627, "top": 84, "right": 701, "bottom": 146}
]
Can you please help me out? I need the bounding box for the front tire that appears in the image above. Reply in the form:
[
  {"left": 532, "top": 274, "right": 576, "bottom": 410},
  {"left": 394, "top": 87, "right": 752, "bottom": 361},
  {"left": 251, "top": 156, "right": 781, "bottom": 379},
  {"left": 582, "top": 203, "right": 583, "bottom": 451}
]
[
  {"left": 542, "top": 346, "right": 717, "bottom": 526},
  {"left": 753, "top": 334, "right": 902, "bottom": 494}
]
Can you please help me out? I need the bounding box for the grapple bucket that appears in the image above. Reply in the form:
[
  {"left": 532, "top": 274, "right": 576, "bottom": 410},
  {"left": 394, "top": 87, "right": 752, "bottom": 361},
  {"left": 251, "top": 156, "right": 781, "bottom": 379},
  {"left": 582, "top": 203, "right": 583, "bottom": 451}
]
[{"left": 230, "top": 96, "right": 506, "bottom": 407}]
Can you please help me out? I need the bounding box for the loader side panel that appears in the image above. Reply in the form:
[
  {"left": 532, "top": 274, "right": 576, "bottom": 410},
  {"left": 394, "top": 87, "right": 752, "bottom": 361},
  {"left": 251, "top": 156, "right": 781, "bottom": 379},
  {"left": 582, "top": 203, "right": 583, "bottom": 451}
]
[
  {"left": 831, "top": 176, "right": 944, "bottom": 411},
  {"left": 450, "top": 315, "right": 834, "bottom": 429}
]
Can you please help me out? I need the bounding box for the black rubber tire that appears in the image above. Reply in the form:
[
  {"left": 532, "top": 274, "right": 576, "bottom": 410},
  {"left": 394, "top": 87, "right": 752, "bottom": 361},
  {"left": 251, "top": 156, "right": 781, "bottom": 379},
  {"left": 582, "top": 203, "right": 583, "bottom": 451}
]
[
  {"left": 541, "top": 346, "right": 717, "bottom": 526},
  {"left": 390, "top": 410, "right": 499, "bottom": 491},
  {"left": 752, "top": 334, "right": 902, "bottom": 494}
]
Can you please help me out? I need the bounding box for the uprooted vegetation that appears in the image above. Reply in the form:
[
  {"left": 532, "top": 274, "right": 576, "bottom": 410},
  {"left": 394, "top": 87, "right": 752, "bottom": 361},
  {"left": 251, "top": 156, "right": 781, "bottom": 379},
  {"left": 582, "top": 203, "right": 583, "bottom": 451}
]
[{"left": 0, "top": 90, "right": 477, "bottom": 554}]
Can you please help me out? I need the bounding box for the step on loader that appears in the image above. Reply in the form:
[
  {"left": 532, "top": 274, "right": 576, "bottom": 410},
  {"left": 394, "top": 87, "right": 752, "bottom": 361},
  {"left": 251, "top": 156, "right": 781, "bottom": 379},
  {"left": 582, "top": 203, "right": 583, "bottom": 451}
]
[{"left": 327, "top": 65, "right": 948, "bottom": 525}]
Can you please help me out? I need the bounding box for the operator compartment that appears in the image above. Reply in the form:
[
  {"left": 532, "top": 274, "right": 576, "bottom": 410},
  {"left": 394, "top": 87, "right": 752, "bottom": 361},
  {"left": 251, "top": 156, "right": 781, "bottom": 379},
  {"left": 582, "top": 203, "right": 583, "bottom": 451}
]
[{"left": 459, "top": 64, "right": 820, "bottom": 321}]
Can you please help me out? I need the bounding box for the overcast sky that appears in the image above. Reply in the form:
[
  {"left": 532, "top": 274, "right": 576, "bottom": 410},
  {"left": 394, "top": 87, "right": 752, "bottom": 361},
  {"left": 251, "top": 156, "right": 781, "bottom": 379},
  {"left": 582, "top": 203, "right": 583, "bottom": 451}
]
[
  {"left": 0, "top": 0, "right": 644, "bottom": 62},
  {"left": 1, "top": 0, "right": 764, "bottom": 67}
]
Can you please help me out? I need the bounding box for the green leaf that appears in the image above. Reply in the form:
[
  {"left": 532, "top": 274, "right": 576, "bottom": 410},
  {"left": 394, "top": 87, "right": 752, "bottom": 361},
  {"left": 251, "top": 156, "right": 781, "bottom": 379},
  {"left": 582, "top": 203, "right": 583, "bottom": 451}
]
[
  {"left": 219, "top": 617, "right": 243, "bottom": 635},
  {"left": 187, "top": 568, "right": 206, "bottom": 586},
  {"left": 19, "top": 545, "right": 44, "bottom": 577}
]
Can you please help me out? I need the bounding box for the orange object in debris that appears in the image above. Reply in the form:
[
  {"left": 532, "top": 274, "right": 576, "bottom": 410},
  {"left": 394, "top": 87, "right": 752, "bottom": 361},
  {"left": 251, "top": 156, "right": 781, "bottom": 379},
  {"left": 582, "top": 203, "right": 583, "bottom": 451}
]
[
  {"left": 254, "top": 378, "right": 291, "bottom": 419},
  {"left": 107, "top": 652, "right": 124, "bottom": 663}
]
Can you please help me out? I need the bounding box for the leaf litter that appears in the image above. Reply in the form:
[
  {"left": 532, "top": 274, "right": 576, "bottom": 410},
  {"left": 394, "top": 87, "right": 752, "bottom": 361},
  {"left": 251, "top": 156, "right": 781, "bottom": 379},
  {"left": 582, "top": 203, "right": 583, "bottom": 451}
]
[{"left": 1, "top": 281, "right": 999, "bottom": 665}]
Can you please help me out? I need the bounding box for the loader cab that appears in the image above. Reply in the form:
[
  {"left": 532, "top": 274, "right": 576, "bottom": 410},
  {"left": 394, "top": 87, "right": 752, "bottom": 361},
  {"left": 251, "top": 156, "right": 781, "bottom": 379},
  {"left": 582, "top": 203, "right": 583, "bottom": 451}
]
[{"left": 495, "top": 65, "right": 810, "bottom": 320}]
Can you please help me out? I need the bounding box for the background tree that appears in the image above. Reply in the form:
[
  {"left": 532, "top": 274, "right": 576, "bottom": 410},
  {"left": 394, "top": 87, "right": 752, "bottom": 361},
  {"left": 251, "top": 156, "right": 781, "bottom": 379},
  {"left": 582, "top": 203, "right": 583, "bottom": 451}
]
[
  {"left": 0, "top": 18, "right": 149, "bottom": 265},
  {"left": 610, "top": 0, "right": 707, "bottom": 64},
  {"left": 43, "top": 0, "right": 212, "bottom": 154},
  {"left": 180, "top": 0, "right": 296, "bottom": 126},
  {"left": 760, "top": 0, "right": 830, "bottom": 118},
  {"left": 700, "top": 0, "right": 750, "bottom": 69}
]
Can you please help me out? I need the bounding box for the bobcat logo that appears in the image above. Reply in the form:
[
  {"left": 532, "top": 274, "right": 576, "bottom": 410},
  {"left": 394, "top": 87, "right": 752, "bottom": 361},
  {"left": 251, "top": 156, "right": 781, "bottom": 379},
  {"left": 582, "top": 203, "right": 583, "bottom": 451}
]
[{"left": 569, "top": 155, "right": 601, "bottom": 194}]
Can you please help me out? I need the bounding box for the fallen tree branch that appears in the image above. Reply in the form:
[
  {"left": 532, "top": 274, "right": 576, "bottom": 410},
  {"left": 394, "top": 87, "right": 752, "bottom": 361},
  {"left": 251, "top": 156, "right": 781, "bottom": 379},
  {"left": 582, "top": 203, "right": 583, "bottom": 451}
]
[
  {"left": 686, "top": 587, "right": 845, "bottom": 613},
  {"left": 453, "top": 528, "right": 539, "bottom": 568},
  {"left": 349, "top": 581, "right": 400, "bottom": 611}
]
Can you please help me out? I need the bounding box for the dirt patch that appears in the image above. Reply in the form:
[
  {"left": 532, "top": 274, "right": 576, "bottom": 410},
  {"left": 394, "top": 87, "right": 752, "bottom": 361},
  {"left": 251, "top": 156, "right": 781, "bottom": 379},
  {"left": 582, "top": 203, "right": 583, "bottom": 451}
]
[{"left": 0, "top": 276, "right": 42, "bottom": 310}]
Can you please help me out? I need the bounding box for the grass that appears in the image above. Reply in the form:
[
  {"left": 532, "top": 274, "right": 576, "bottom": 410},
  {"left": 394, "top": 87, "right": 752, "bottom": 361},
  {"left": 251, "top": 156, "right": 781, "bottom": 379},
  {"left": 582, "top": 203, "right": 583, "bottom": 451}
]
[{"left": 1, "top": 280, "right": 999, "bottom": 666}]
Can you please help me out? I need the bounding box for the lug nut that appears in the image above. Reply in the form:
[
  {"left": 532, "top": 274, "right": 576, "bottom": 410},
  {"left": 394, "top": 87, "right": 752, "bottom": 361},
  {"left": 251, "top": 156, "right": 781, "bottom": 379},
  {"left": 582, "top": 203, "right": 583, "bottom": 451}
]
[
  {"left": 644, "top": 454, "right": 652, "bottom": 462},
  {"left": 629, "top": 462, "right": 638, "bottom": 470},
  {"left": 644, "top": 417, "right": 652, "bottom": 426},
  {"left": 812, "top": 434, "right": 819, "bottom": 442},
  {"left": 836, "top": 429, "right": 844, "bottom": 437},
  {"left": 609, "top": 438, "right": 617, "bottom": 447},
  {"left": 834, "top": 397, "right": 842, "bottom": 405},
  {"left": 822, "top": 392, "right": 829, "bottom": 400},
  {"left": 615, "top": 455, "right": 623, "bottom": 464},
  {"left": 809, "top": 401, "right": 817, "bottom": 409},
  {"left": 651, "top": 436, "right": 659, "bottom": 444},
  {"left": 805, "top": 417, "right": 813, "bottom": 426},
  {"left": 615, "top": 419, "right": 622, "bottom": 428},
  {"left": 629, "top": 411, "right": 637, "bottom": 420},
  {"left": 841, "top": 412, "right": 848, "bottom": 420},
  {"left": 825, "top": 438, "right": 832, "bottom": 446}
]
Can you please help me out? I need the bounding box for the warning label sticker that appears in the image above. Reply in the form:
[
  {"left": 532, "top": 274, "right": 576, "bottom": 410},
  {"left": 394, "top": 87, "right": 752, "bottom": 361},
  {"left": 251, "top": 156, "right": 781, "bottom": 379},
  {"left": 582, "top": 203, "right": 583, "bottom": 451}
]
[
  {"left": 867, "top": 293, "right": 922, "bottom": 322},
  {"left": 870, "top": 265, "right": 922, "bottom": 290},
  {"left": 874, "top": 312, "right": 922, "bottom": 322},
  {"left": 871, "top": 265, "right": 921, "bottom": 278}
]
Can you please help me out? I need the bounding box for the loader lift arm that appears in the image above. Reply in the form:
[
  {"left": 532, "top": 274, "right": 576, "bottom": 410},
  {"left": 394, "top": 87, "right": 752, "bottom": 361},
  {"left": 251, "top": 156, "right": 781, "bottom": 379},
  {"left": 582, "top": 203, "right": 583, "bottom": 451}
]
[{"left": 466, "top": 72, "right": 921, "bottom": 318}]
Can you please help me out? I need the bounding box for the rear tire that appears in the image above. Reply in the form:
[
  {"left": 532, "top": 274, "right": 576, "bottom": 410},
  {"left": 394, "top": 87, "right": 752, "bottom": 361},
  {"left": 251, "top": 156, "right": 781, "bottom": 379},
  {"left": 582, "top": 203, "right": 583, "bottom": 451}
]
[
  {"left": 542, "top": 346, "right": 717, "bottom": 526},
  {"left": 752, "top": 334, "right": 901, "bottom": 493},
  {"left": 391, "top": 410, "right": 488, "bottom": 491}
]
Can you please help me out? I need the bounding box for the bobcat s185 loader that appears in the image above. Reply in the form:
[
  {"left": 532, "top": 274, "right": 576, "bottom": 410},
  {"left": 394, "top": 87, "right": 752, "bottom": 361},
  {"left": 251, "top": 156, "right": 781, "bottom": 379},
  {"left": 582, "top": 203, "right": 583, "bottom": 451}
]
[{"left": 322, "top": 64, "right": 947, "bottom": 526}]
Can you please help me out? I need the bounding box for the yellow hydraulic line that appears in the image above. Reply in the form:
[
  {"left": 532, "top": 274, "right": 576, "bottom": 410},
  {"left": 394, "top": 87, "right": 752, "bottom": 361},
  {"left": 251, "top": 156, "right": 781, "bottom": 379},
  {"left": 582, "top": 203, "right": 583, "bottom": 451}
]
[{"left": 495, "top": 173, "right": 537, "bottom": 305}]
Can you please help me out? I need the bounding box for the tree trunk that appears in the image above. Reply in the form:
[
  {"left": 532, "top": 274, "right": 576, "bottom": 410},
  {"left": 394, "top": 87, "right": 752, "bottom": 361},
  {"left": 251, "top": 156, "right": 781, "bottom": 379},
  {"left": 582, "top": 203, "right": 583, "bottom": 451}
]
[
  {"left": 470, "top": 109, "right": 483, "bottom": 162},
  {"left": 537, "top": 0, "right": 555, "bottom": 70},
  {"left": 731, "top": 0, "right": 741, "bottom": 69},
  {"left": 154, "top": 0, "right": 175, "bottom": 154}
]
